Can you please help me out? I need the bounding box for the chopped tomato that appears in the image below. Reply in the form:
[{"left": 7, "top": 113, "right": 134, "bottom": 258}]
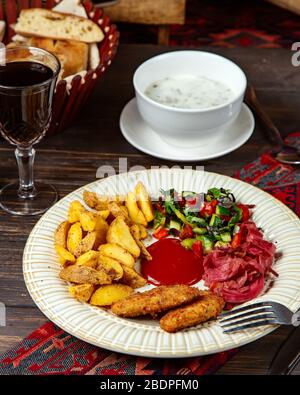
[
  {"left": 237, "top": 204, "right": 250, "bottom": 222},
  {"left": 186, "top": 195, "right": 202, "bottom": 212},
  {"left": 192, "top": 240, "right": 203, "bottom": 259},
  {"left": 179, "top": 224, "right": 193, "bottom": 240},
  {"left": 200, "top": 199, "right": 218, "bottom": 218},
  {"left": 185, "top": 197, "right": 197, "bottom": 206},
  {"left": 153, "top": 227, "right": 169, "bottom": 240},
  {"left": 231, "top": 232, "right": 242, "bottom": 249}
]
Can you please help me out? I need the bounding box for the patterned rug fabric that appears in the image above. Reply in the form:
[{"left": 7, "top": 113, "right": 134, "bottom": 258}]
[
  {"left": 118, "top": 0, "right": 300, "bottom": 48},
  {"left": 0, "top": 132, "right": 299, "bottom": 375},
  {"left": 0, "top": 322, "right": 237, "bottom": 375}
]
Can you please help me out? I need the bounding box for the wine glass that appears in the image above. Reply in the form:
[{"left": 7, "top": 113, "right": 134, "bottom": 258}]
[{"left": 0, "top": 46, "right": 61, "bottom": 216}]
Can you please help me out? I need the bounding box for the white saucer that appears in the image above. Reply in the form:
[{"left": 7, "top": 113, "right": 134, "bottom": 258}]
[{"left": 120, "top": 98, "right": 255, "bottom": 162}]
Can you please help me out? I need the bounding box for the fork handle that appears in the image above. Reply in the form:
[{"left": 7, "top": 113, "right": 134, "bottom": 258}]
[{"left": 245, "top": 86, "right": 284, "bottom": 147}]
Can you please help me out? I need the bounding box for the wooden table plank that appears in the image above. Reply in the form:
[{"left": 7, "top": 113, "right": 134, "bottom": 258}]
[{"left": 0, "top": 44, "right": 299, "bottom": 374}]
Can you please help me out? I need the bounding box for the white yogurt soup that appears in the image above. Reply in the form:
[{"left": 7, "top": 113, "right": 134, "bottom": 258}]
[{"left": 144, "top": 75, "right": 234, "bottom": 110}]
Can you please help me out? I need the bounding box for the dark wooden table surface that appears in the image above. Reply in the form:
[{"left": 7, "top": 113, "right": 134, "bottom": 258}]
[{"left": 0, "top": 44, "right": 300, "bottom": 375}]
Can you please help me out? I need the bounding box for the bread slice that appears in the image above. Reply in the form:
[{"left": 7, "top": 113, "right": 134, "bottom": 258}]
[
  {"left": 14, "top": 8, "right": 104, "bottom": 43},
  {"left": 54, "top": 39, "right": 88, "bottom": 77},
  {"left": 53, "top": 0, "right": 88, "bottom": 18},
  {"left": 29, "top": 37, "right": 56, "bottom": 52},
  {"left": 0, "top": 21, "right": 5, "bottom": 42},
  {"left": 29, "top": 36, "right": 88, "bottom": 78}
]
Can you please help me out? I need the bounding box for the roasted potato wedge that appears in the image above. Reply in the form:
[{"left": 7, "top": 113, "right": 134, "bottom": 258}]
[
  {"left": 139, "top": 242, "right": 152, "bottom": 261},
  {"left": 98, "top": 209, "right": 110, "bottom": 220},
  {"left": 68, "top": 201, "right": 85, "bottom": 223},
  {"left": 115, "top": 195, "right": 126, "bottom": 204},
  {"left": 55, "top": 244, "right": 76, "bottom": 265},
  {"left": 94, "top": 214, "right": 109, "bottom": 248},
  {"left": 138, "top": 225, "right": 148, "bottom": 239},
  {"left": 107, "top": 217, "right": 140, "bottom": 258},
  {"left": 120, "top": 265, "right": 147, "bottom": 289},
  {"left": 67, "top": 222, "right": 83, "bottom": 255},
  {"left": 99, "top": 243, "right": 135, "bottom": 268},
  {"left": 130, "top": 225, "right": 152, "bottom": 261},
  {"left": 129, "top": 224, "right": 148, "bottom": 239},
  {"left": 108, "top": 201, "right": 132, "bottom": 225},
  {"left": 60, "top": 265, "right": 113, "bottom": 285},
  {"left": 98, "top": 254, "right": 124, "bottom": 280},
  {"left": 76, "top": 250, "right": 99, "bottom": 268},
  {"left": 83, "top": 190, "right": 109, "bottom": 211},
  {"left": 135, "top": 182, "right": 154, "bottom": 222},
  {"left": 79, "top": 211, "right": 96, "bottom": 232},
  {"left": 69, "top": 284, "right": 95, "bottom": 302},
  {"left": 130, "top": 224, "right": 140, "bottom": 239},
  {"left": 125, "top": 191, "right": 147, "bottom": 226},
  {"left": 74, "top": 231, "right": 96, "bottom": 257},
  {"left": 90, "top": 284, "right": 133, "bottom": 307},
  {"left": 54, "top": 221, "right": 71, "bottom": 248}
]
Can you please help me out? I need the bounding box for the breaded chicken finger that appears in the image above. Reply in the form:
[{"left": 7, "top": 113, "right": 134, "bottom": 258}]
[
  {"left": 111, "top": 285, "right": 201, "bottom": 318},
  {"left": 160, "top": 291, "right": 225, "bottom": 333}
]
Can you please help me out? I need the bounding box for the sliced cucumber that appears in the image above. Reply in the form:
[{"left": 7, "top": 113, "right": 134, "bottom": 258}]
[
  {"left": 228, "top": 206, "right": 243, "bottom": 226},
  {"left": 215, "top": 205, "right": 231, "bottom": 216},
  {"left": 196, "top": 235, "right": 214, "bottom": 254},
  {"left": 220, "top": 232, "right": 232, "bottom": 243},
  {"left": 192, "top": 227, "right": 207, "bottom": 235},
  {"left": 209, "top": 214, "right": 222, "bottom": 227},
  {"left": 169, "top": 219, "right": 181, "bottom": 231},
  {"left": 173, "top": 209, "right": 189, "bottom": 224},
  {"left": 186, "top": 215, "right": 207, "bottom": 227},
  {"left": 181, "top": 238, "right": 196, "bottom": 249},
  {"left": 207, "top": 187, "right": 222, "bottom": 199}
]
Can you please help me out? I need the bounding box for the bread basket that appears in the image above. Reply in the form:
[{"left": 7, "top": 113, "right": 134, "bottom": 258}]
[{"left": 0, "top": 0, "right": 119, "bottom": 135}]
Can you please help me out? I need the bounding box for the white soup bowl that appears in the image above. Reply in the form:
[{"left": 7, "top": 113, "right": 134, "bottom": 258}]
[{"left": 133, "top": 50, "right": 247, "bottom": 148}]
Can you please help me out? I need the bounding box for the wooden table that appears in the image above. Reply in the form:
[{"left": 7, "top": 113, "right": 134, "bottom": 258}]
[{"left": 0, "top": 44, "right": 300, "bottom": 375}]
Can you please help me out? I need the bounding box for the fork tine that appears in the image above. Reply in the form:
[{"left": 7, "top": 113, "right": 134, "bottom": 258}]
[
  {"left": 219, "top": 302, "right": 272, "bottom": 318},
  {"left": 222, "top": 318, "right": 278, "bottom": 334},
  {"left": 220, "top": 307, "right": 274, "bottom": 323},
  {"left": 220, "top": 313, "right": 277, "bottom": 328}
]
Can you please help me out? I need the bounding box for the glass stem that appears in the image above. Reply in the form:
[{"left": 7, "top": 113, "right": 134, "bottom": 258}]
[{"left": 15, "top": 146, "right": 37, "bottom": 199}]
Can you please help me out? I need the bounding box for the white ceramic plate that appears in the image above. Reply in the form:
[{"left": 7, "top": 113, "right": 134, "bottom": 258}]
[
  {"left": 23, "top": 169, "right": 300, "bottom": 358},
  {"left": 120, "top": 99, "right": 255, "bottom": 162}
]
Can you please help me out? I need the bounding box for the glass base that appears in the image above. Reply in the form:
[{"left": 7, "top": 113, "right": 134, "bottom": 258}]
[{"left": 0, "top": 181, "right": 58, "bottom": 216}]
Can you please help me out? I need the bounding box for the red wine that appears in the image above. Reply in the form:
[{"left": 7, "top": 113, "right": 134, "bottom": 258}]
[{"left": 0, "top": 61, "right": 55, "bottom": 146}]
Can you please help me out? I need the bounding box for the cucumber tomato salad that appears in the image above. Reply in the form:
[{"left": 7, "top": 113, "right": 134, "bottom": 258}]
[{"left": 152, "top": 187, "right": 277, "bottom": 305}]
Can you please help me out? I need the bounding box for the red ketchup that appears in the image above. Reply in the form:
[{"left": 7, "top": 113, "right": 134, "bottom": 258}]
[{"left": 141, "top": 238, "right": 203, "bottom": 286}]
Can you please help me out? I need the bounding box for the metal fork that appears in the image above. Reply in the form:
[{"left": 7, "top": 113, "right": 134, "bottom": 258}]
[{"left": 219, "top": 301, "right": 300, "bottom": 334}]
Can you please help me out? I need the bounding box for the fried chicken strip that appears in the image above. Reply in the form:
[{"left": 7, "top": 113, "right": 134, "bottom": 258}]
[
  {"left": 111, "top": 285, "right": 201, "bottom": 318},
  {"left": 159, "top": 291, "right": 225, "bottom": 333}
]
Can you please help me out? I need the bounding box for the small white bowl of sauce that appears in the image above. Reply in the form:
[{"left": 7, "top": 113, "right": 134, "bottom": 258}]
[{"left": 133, "top": 51, "right": 247, "bottom": 148}]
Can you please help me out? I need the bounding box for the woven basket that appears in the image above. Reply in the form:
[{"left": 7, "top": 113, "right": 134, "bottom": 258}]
[
  {"left": 0, "top": 0, "right": 119, "bottom": 135},
  {"left": 267, "top": 0, "right": 300, "bottom": 16}
]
